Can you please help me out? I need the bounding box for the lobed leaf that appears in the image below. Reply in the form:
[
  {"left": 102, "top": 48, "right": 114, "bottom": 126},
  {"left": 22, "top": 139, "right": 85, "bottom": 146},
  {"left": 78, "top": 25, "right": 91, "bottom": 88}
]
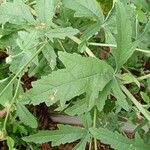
[
  {"left": 35, "top": 0, "right": 57, "bottom": 24},
  {"left": 62, "top": 0, "right": 104, "bottom": 22},
  {"left": 9, "top": 30, "right": 39, "bottom": 74},
  {"left": 90, "top": 127, "right": 149, "bottom": 150},
  {"left": 22, "top": 52, "right": 114, "bottom": 107},
  {"left": 0, "top": 0, "right": 35, "bottom": 25},
  {"left": 111, "top": 1, "right": 137, "bottom": 70},
  {"left": 22, "top": 124, "right": 84, "bottom": 146},
  {"left": 112, "top": 78, "right": 129, "bottom": 111}
]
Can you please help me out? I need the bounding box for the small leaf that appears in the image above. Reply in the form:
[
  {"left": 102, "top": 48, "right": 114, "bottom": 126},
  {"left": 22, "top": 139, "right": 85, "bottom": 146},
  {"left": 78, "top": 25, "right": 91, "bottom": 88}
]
[
  {"left": 140, "top": 92, "right": 150, "bottom": 106},
  {"left": 42, "top": 43, "right": 57, "bottom": 70},
  {"left": 22, "top": 124, "right": 84, "bottom": 146},
  {"left": 16, "top": 102, "right": 38, "bottom": 128},
  {"left": 7, "top": 137, "right": 15, "bottom": 150},
  {"left": 112, "top": 78, "right": 129, "bottom": 111},
  {"left": 121, "top": 73, "right": 140, "bottom": 87},
  {"left": 90, "top": 127, "right": 149, "bottom": 150},
  {"left": 96, "top": 81, "right": 112, "bottom": 112}
]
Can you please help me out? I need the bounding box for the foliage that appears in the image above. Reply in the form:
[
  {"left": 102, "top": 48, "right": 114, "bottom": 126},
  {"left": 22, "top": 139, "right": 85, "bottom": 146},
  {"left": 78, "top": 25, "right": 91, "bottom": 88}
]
[{"left": 0, "top": 0, "right": 150, "bottom": 149}]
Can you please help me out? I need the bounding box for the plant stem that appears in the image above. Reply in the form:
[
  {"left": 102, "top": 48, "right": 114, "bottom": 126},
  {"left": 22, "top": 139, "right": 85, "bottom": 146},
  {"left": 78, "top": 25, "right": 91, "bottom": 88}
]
[
  {"left": 3, "top": 76, "right": 21, "bottom": 133},
  {"left": 89, "top": 42, "right": 150, "bottom": 54},
  {"left": 0, "top": 43, "right": 47, "bottom": 99},
  {"left": 89, "top": 42, "right": 116, "bottom": 48},
  {"left": 58, "top": 39, "right": 66, "bottom": 52},
  {"left": 137, "top": 73, "right": 150, "bottom": 81},
  {"left": 88, "top": 138, "right": 92, "bottom": 150},
  {"left": 121, "top": 85, "right": 150, "bottom": 122},
  {"left": 122, "top": 73, "right": 150, "bottom": 85},
  {"left": 93, "top": 108, "right": 98, "bottom": 150}
]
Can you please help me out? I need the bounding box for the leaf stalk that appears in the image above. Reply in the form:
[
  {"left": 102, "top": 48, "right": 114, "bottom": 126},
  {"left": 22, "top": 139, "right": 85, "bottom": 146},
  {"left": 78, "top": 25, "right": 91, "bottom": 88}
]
[{"left": 89, "top": 42, "right": 150, "bottom": 54}]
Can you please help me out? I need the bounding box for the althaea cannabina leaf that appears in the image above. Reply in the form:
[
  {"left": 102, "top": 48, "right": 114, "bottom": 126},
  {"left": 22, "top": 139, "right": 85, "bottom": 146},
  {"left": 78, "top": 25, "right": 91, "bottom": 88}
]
[
  {"left": 63, "top": 0, "right": 104, "bottom": 22},
  {"left": 21, "top": 52, "right": 114, "bottom": 107},
  {"left": 112, "top": 1, "right": 137, "bottom": 70},
  {"left": 23, "top": 124, "right": 84, "bottom": 146}
]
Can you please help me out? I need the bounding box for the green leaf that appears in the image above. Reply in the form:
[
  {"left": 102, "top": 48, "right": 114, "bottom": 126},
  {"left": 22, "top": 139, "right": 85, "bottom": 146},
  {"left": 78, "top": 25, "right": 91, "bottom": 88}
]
[
  {"left": 112, "top": 1, "right": 136, "bottom": 70},
  {"left": 63, "top": 0, "right": 104, "bottom": 22},
  {"left": 42, "top": 43, "right": 57, "bottom": 70},
  {"left": 104, "top": 27, "right": 116, "bottom": 45},
  {"left": 96, "top": 81, "right": 112, "bottom": 112},
  {"left": 10, "top": 30, "right": 39, "bottom": 73},
  {"left": 81, "top": 22, "right": 100, "bottom": 41},
  {"left": 22, "top": 124, "right": 84, "bottom": 146},
  {"left": 112, "top": 78, "right": 129, "bottom": 111},
  {"left": 0, "top": 78, "right": 13, "bottom": 106},
  {"left": 46, "top": 27, "right": 79, "bottom": 40},
  {"left": 16, "top": 102, "right": 38, "bottom": 128},
  {"left": 0, "top": 0, "right": 35, "bottom": 25},
  {"left": 140, "top": 92, "right": 150, "bottom": 106},
  {"left": 7, "top": 137, "right": 15, "bottom": 150},
  {"left": 22, "top": 52, "right": 114, "bottom": 106},
  {"left": 73, "top": 130, "right": 90, "bottom": 150},
  {"left": 35, "top": 0, "right": 57, "bottom": 24},
  {"left": 121, "top": 73, "right": 140, "bottom": 87},
  {"left": 7, "top": 137, "right": 14, "bottom": 150},
  {"left": 65, "top": 98, "right": 89, "bottom": 116},
  {"left": 80, "top": 112, "right": 92, "bottom": 128},
  {"left": 90, "top": 127, "right": 150, "bottom": 150}
]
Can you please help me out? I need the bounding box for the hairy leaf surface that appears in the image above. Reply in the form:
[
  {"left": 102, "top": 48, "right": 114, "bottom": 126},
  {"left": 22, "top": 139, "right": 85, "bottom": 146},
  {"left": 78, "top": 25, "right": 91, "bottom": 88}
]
[
  {"left": 10, "top": 30, "right": 39, "bottom": 74},
  {"left": 35, "top": 0, "right": 57, "bottom": 24},
  {"left": 23, "top": 124, "right": 84, "bottom": 146},
  {"left": 0, "top": 0, "right": 35, "bottom": 24},
  {"left": 90, "top": 127, "right": 149, "bottom": 150},
  {"left": 22, "top": 52, "right": 114, "bottom": 106},
  {"left": 112, "top": 1, "right": 136, "bottom": 70},
  {"left": 46, "top": 27, "right": 79, "bottom": 40}
]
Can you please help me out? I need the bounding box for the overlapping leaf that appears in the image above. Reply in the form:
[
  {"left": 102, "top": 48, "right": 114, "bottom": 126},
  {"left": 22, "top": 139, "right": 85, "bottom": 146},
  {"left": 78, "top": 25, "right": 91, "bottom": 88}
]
[
  {"left": 22, "top": 52, "right": 114, "bottom": 107},
  {"left": 90, "top": 127, "right": 149, "bottom": 150}
]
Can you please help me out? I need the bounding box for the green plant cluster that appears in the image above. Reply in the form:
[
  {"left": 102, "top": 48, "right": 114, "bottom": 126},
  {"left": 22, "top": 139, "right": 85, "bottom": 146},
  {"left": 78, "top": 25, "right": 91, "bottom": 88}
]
[{"left": 0, "top": 0, "right": 150, "bottom": 149}]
